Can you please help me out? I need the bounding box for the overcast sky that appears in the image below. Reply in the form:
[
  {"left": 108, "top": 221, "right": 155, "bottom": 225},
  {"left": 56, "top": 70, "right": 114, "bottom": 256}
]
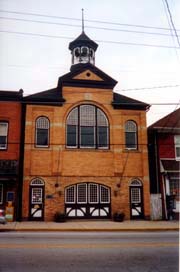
[{"left": 0, "top": 0, "right": 180, "bottom": 125}]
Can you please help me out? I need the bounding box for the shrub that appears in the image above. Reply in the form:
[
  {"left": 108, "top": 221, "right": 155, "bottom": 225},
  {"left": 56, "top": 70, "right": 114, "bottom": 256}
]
[
  {"left": 113, "top": 212, "right": 125, "bottom": 222},
  {"left": 54, "top": 212, "right": 66, "bottom": 222}
]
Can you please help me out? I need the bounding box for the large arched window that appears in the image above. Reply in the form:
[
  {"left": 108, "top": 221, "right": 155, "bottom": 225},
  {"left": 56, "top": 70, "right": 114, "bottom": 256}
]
[
  {"left": 66, "top": 105, "right": 109, "bottom": 149},
  {"left": 35, "top": 116, "right": 50, "bottom": 147},
  {"left": 125, "top": 120, "right": 138, "bottom": 150}
]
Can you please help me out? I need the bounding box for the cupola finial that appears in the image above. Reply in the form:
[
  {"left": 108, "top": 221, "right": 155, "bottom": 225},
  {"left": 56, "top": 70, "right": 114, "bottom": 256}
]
[{"left": 82, "top": 8, "right": 84, "bottom": 33}]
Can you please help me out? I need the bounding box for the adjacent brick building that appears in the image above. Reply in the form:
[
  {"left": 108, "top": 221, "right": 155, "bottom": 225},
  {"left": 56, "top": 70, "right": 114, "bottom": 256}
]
[
  {"left": 0, "top": 90, "right": 23, "bottom": 221},
  {"left": 22, "top": 30, "right": 151, "bottom": 221}
]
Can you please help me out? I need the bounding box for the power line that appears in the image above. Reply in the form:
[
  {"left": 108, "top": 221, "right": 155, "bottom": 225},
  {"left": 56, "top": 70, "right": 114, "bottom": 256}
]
[
  {"left": 1, "top": 30, "right": 179, "bottom": 49},
  {"left": 0, "top": 9, "right": 180, "bottom": 32},
  {"left": 120, "top": 84, "right": 180, "bottom": 92},
  {"left": 162, "top": 0, "right": 180, "bottom": 62},
  {"left": 0, "top": 16, "right": 178, "bottom": 38},
  {"left": 163, "top": 0, "right": 180, "bottom": 47}
]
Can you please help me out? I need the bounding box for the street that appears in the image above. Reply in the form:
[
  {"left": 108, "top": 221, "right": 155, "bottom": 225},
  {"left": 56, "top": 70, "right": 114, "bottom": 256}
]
[{"left": 0, "top": 231, "right": 179, "bottom": 272}]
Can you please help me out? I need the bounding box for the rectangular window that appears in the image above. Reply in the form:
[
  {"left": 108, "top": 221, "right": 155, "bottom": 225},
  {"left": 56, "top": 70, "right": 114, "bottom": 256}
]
[
  {"left": 174, "top": 135, "right": 180, "bottom": 160},
  {"left": 67, "top": 125, "right": 77, "bottom": 147},
  {"left": 77, "top": 184, "right": 87, "bottom": 203},
  {"left": 0, "top": 184, "right": 3, "bottom": 204},
  {"left": 80, "top": 126, "right": 95, "bottom": 148},
  {"left": 98, "top": 126, "right": 108, "bottom": 148},
  {"left": 65, "top": 186, "right": 76, "bottom": 203},
  {"left": 36, "top": 129, "right": 48, "bottom": 146},
  {"left": 100, "top": 185, "right": 110, "bottom": 203},
  {"left": 125, "top": 132, "right": 137, "bottom": 149},
  {"left": 31, "top": 188, "right": 43, "bottom": 204},
  {"left": 131, "top": 188, "right": 141, "bottom": 203},
  {"left": 6, "top": 191, "right": 14, "bottom": 202},
  {"left": 0, "top": 122, "right": 8, "bottom": 150},
  {"left": 89, "top": 184, "right": 98, "bottom": 203}
]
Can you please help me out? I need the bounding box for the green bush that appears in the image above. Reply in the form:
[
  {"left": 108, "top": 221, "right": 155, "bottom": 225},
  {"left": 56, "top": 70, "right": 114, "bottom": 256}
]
[
  {"left": 113, "top": 212, "right": 125, "bottom": 222},
  {"left": 54, "top": 212, "right": 66, "bottom": 222}
]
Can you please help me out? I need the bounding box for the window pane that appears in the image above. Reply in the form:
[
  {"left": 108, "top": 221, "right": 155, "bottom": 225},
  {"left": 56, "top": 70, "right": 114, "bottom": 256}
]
[
  {"left": 67, "top": 125, "right": 77, "bottom": 147},
  {"left": 125, "top": 121, "right": 136, "bottom": 132},
  {"left": 175, "top": 135, "right": 180, "bottom": 145},
  {"left": 36, "top": 129, "right": 48, "bottom": 146},
  {"left": 176, "top": 147, "right": 180, "bottom": 158},
  {"left": 77, "top": 184, "right": 87, "bottom": 203},
  {"left": 0, "top": 136, "right": 7, "bottom": 149},
  {"left": 80, "top": 105, "right": 95, "bottom": 126},
  {"left": 100, "top": 186, "right": 110, "bottom": 203},
  {"left": 0, "top": 123, "right": 8, "bottom": 149},
  {"left": 32, "top": 188, "right": 43, "bottom": 204},
  {"left": 66, "top": 186, "right": 75, "bottom": 203},
  {"left": 98, "top": 127, "right": 108, "bottom": 147},
  {"left": 36, "top": 117, "right": 49, "bottom": 129},
  {"left": 80, "top": 126, "right": 95, "bottom": 147},
  {"left": 131, "top": 188, "right": 141, "bottom": 203},
  {"left": 125, "top": 132, "right": 136, "bottom": 149},
  {"left": 89, "top": 184, "right": 98, "bottom": 203}
]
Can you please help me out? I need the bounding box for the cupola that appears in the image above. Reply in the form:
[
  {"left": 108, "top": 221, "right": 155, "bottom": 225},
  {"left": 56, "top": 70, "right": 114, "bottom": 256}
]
[{"left": 69, "top": 10, "right": 98, "bottom": 66}]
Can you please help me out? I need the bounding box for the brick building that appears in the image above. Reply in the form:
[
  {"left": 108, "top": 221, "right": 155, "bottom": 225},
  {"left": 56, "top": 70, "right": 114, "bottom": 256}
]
[
  {"left": 0, "top": 90, "right": 23, "bottom": 221},
  {"left": 148, "top": 108, "right": 180, "bottom": 220},
  {"left": 22, "top": 30, "right": 150, "bottom": 221}
]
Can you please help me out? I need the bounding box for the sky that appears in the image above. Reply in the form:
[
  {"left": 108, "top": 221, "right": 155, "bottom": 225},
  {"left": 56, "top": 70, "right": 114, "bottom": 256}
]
[{"left": 0, "top": 0, "right": 180, "bottom": 126}]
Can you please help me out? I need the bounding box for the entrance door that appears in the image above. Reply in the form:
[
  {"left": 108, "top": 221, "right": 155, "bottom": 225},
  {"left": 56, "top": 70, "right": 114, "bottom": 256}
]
[
  {"left": 130, "top": 180, "right": 144, "bottom": 219},
  {"left": 29, "top": 178, "right": 44, "bottom": 221},
  {"left": 65, "top": 183, "right": 111, "bottom": 219}
]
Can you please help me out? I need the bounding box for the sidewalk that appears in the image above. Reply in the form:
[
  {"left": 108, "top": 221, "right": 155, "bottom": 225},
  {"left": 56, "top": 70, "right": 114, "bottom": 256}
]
[{"left": 0, "top": 220, "right": 179, "bottom": 232}]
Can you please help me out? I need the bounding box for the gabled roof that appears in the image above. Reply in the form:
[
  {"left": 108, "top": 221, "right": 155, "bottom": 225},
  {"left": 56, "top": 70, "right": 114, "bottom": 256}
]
[
  {"left": 149, "top": 108, "right": 180, "bottom": 130},
  {"left": 23, "top": 87, "right": 65, "bottom": 105},
  {"left": 112, "top": 92, "right": 150, "bottom": 110},
  {"left": 0, "top": 89, "right": 23, "bottom": 101},
  {"left": 58, "top": 62, "right": 117, "bottom": 89}
]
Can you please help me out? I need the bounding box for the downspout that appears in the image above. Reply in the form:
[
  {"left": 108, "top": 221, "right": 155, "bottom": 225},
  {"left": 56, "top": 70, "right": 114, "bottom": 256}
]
[
  {"left": 154, "top": 131, "right": 159, "bottom": 193},
  {"left": 17, "top": 101, "right": 26, "bottom": 221},
  {"left": 162, "top": 173, "right": 168, "bottom": 220}
]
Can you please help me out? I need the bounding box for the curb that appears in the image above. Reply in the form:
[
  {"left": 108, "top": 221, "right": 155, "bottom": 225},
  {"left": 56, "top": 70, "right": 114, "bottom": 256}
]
[{"left": 0, "top": 228, "right": 179, "bottom": 232}]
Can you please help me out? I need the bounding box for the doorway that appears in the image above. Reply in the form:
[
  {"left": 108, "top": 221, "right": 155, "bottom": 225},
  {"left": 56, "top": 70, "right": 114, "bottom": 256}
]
[{"left": 29, "top": 178, "right": 44, "bottom": 221}]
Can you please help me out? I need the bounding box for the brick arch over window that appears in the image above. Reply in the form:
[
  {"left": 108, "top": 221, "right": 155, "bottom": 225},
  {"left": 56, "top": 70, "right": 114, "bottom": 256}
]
[
  {"left": 66, "top": 104, "right": 109, "bottom": 149},
  {"left": 35, "top": 116, "right": 50, "bottom": 147},
  {"left": 125, "top": 120, "right": 138, "bottom": 150}
]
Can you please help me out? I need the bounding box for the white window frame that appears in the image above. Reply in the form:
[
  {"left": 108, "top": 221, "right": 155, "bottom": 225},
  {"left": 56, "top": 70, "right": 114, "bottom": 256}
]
[
  {"left": 100, "top": 185, "right": 110, "bottom": 204},
  {"left": 77, "top": 183, "right": 87, "bottom": 204},
  {"left": 88, "top": 183, "right": 99, "bottom": 204},
  {"left": 65, "top": 185, "right": 76, "bottom": 204},
  {"left": 125, "top": 120, "right": 137, "bottom": 150},
  {"left": 35, "top": 117, "right": 50, "bottom": 148},
  {"left": 0, "top": 122, "right": 8, "bottom": 150},
  {"left": 174, "top": 135, "right": 180, "bottom": 160}
]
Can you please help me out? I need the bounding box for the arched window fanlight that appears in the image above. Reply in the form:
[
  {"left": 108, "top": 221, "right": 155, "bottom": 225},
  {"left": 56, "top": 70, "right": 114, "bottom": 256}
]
[
  {"left": 66, "top": 105, "right": 109, "bottom": 149},
  {"left": 30, "top": 178, "right": 45, "bottom": 186},
  {"left": 130, "top": 179, "right": 142, "bottom": 186}
]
